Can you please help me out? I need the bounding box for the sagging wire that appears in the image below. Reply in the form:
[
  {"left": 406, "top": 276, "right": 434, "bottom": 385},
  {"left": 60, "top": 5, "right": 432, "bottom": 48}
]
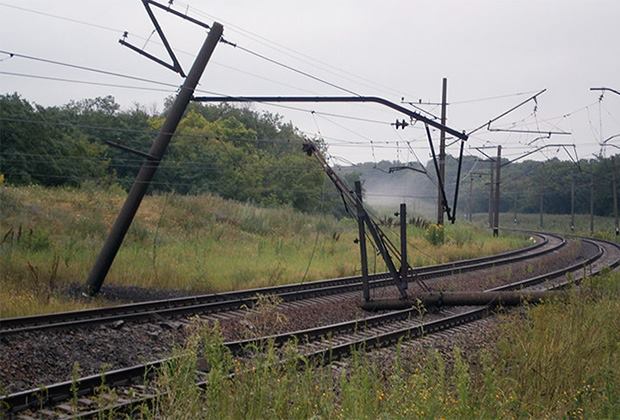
[
  {"left": 173, "top": 0, "right": 419, "bottom": 100},
  {"left": 310, "top": 111, "right": 323, "bottom": 138},
  {"left": 301, "top": 176, "right": 326, "bottom": 283},
  {"left": 0, "top": 63, "right": 397, "bottom": 130},
  {"left": 138, "top": 1, "right": 364, "bottom": 96},
  {"left": 231, "top": 44, "right": 361, "bottom": 96},
  {"left": 400, "top": 99, "right": 441, "bottom": 121},
  {"left": 141, "top": 29, "right": 157, "bottom": 50},
  {"left": 323, "top": 151, "right": 355, "bottom": 219},
  {"left": 468, "top": 89, "right": 547, "bottom": 136},
  {"left": 0, "top": 2, "right": 366, "bottom": 99},
  {"left": 0, "top": 70, "right": 176, "bottom": 93}
]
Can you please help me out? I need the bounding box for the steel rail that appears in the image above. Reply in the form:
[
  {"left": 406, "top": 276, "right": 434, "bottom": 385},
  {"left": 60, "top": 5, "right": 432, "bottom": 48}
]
[
  {"left": 0, "top": 233, "right": 562, "bottom": 337},
  {"left": 60, "top": 240, "right": 620, "bottom": 420},
  {"left": 4, "top": 234, "right": 616, "bottom": 417}
]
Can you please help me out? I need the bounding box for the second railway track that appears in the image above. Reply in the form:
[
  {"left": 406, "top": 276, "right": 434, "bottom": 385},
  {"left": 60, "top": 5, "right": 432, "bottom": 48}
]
[{"left": 0, "top": 232, "right": 564, "bottom": 337}]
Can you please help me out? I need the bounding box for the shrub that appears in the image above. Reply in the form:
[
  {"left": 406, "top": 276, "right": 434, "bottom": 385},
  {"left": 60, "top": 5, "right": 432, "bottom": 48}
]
[{"left": 425, "top": 224, "right": 445, "bottom": 246}]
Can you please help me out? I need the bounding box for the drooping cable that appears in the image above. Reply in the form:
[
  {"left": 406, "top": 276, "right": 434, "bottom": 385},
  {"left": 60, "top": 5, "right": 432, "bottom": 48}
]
[{"left": 0, "top": 50, "right": 180, "bottom": 88}]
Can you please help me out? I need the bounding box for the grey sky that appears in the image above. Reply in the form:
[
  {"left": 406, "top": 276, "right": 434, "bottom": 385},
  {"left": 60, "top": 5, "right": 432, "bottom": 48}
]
[{"left": 1, "top": 0, "right": 619, "bottom": 164}]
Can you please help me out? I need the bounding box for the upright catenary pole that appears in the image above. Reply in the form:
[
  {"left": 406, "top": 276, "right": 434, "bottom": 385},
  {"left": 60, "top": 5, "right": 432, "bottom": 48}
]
[
  {"left": 85, "top": 23, "right": 224, "bottom": 295},
  {"left": 513, "top": 193, "right": 518, "bottom": 224},
  {"left": 488, "top": 160, "right": 495, "bottom": 228},
  {"left": 590, "top": 171, "right": 595, "bottom": 235},
  {"left": 493, "top": 145, "right": 502, "bottom": 236},
  {"left": 355, "top": 181, "right": 370, "bottom": 302},
  {"left": 437, "top": 77, "right": 447, "bottom": 225},
  {"left": 570, "top": 174, "right": 575, "bottom": 231},
  {"left": 539, "top": 172, "right": 544, "bottom": 228},
  {"left": 468, "top": 175, "right": 473, "bottom": 222},
  {"left": 613, "top": 157, "right": 619, "bottom": 236},
  {"left": 399, "top": 203, "right": 408, "bottom": 278}
]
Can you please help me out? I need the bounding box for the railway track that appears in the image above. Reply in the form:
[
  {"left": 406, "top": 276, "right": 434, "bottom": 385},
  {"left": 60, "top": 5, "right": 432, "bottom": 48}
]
[
  {"left": 0, "top": 232, "right": 562, "bottom": 337},
  {"left": 2, "top": 233, "right": 617, "bottom": 418}
]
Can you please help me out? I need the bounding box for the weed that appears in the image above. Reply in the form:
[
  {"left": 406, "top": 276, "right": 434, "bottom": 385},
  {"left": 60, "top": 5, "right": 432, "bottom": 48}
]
[
  {"left": 26, "top": 255, "right": 59, "bottom": 303},
  {"left": 70, "top": 362, "right": 81, "bottom": 414},
  {"left": 21, "top": 227, "right": 52, "bottom": 252},
  {"left": 239, "top": 294, "right": 288, "bottom": 338},
  {"left": 425, "top": 223, "right": 445, "bottom": 246},
  {"left": 266, "top": 262, "right": 285, "bottom": 285}
]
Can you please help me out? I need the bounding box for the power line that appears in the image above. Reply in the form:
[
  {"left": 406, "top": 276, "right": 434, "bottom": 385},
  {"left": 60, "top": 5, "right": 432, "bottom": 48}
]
[
  {"left": 448, "top": 90, "right": 541, "bottom": 105},
  {"left": 225, "top": 44, "right": 361, "bottom": 97},
  {"left": 72, "top": 0, "right": 365, "bottom": 97},
  {"left": 176, "top": 1, "right": 417, "bottom": 99},
  {"left": 315, "top": 113, "right": 373, "bottom": 142},
  {"left": 0, "top": 14, "right": 426, "bottom": 157},
  {"left": 125, "top": 0, "right": 416, "bottom": 102},
  {"left": 0, "top": 116, "right": 429, "bottom": 150},
  {"left": 467, "top": 89, "right": 546, "bottom": 136},
  {"left": 0, "top": 2, "right": 128, "bottom": 35},
  {"left": 0, "top": 71, "right": 176, "bottom": 93},
  {"left": 499, "top": 101, "right": 598, "bottom": 129},
  {"left": 0, "top": 100, "right": 391, "bottom": 143},
  {"left": 0, "top": 3, "right": 331, "bottom": 96},
  {"left": 209, "top": 61, "right": 320, "bottom": 95},
  {"left": 0, "top": 50, "right": 180, "bottom": 88},
  {"left": 0, "top": 54, "right": 393, "bottom": 126}
]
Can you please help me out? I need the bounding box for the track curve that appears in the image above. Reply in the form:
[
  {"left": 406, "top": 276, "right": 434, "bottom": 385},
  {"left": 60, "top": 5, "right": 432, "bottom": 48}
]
[
  {"left": 3, "top": 232, "right": 618, "bottom": 418},
  {"left": 0, "top": 232, "right": 563, "bottom": 337}
]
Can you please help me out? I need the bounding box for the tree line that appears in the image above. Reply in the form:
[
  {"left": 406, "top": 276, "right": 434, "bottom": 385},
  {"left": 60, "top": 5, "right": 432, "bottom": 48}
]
[
  {"left": 2, "top": 92, "right": 616, "bottom": 218},
  {"left": 342, "top": 153, "right": 620, "bottom": 217},
  {"left": 0, "top": 93, "right": 354, "bottom": 215}
]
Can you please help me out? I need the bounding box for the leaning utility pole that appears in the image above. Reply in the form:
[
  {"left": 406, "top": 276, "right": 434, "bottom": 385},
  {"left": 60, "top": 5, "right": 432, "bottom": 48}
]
[
  {"left": 492, "top": 146, "right": 501, "bottom": 236},
  {"left": 613, "top": 157, "right": 619, "bottom": 236},
  {"left": 437, "top": 77, "right": 448, "bottom": 225},
  {"left": 570, "top": 174, "right": 575, "bottom": 231},
  {"left": 590, "top": 171, "right": 595, "bottom": 235},
  {"left": 85, "top": 23, "right": 224, "bottom": 295},
  {"left": 488, "top": 160, "right": 494, "bottom": 228},
  {"left": 467, "top": 175, "right": 474, "bottom": 222}
]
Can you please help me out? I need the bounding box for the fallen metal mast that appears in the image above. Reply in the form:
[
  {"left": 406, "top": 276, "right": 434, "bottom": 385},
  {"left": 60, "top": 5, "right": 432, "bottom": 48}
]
[
  {"left": 302, "top": 142, "right": 430, "bottom": 300},
  {"left": 193, "top": 95, "right": 469, "bottom": 223}
]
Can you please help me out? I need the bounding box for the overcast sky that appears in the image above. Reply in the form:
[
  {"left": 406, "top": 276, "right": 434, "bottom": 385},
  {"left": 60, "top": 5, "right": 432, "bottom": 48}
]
[{"left": 1, "top": 0, "right": 619, "bottom": 164}]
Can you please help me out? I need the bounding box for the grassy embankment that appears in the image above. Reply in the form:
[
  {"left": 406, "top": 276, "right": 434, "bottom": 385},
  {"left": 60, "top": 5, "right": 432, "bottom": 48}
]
[
  {"left": 137, "top": 271, "right": 620, "bottom": 419},
  {"left": 1, "top": 185, "right": 528, "bottom": 317}
]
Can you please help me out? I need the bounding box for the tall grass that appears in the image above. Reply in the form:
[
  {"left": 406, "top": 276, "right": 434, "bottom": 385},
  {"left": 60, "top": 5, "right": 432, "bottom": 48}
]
[
  {"left": 143, "top": 271, "right": 620, "bottom": 419},
  {"left": 1, "top": 185, "right": 527, "bottom": 317}
]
